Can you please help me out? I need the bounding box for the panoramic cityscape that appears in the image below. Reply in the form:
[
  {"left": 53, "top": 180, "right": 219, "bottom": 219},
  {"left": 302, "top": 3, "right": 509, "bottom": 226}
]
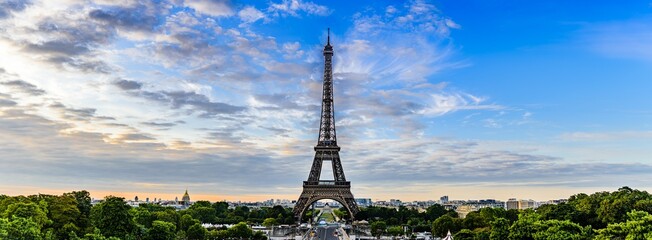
[{"left": 1, "top": 0, "right": 652, "bottom": 239}]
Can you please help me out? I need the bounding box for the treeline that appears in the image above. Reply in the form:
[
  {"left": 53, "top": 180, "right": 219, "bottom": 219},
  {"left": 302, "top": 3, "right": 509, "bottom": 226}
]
[
  {"left": 2, "top": 187, "right": 652, "bottom": 239},
  {"left": 351, "top": 186, "right": 652, "bottom": 239},
  {"left": 0, "top": 191, "right": 289, "bottom": 240}
]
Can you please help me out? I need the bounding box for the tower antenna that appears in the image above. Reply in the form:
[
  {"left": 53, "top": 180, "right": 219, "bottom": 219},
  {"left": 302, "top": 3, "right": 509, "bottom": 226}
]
[{"left": 327, "top": 28, "right": 330, "bottom": 45}]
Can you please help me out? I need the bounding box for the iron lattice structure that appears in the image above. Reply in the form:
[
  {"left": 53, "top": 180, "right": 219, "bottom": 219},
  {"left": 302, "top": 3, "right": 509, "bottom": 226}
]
[{"left": 293, "top": 29, "right": 359, "bottom": 221}]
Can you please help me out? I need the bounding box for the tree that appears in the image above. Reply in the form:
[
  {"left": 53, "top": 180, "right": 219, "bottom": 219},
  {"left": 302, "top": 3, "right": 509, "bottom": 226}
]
[
  {"left": 463, "top": 211, "right": 487, "bottom": 230},
  {"left": 64, "top": 191, "right": 92, "bottom": 233},
  {"left": 387, "top": 226, "right": 404, "bottom": 239},
  {"left": 5, "top": 217, "right": 43, "bottom": 240},
  {"left": 147, "top": 220, "right": 176, "bottom": 240},
  {"left": 474, "top": 227, "right": 490, "bottom": 239},
  {"left": 153, "top": 209, "right": 179, "bottom": 224},
  {"left": 4, "top": 202, "right": 50, "bottom": 228},
  {"left": 262, "top": 217, "right": 278, "bottom": 228},
  {"left": 132, "top": 207, "right": 155, "bottom": 228},
  {"left": 333, "top": 209, "right": 346, "bottom": 220},
  {"left": 187, "top": 223, "right": 207, "bottom": 240},
  {"left": 252, "top": 230, "right": 267, "bottom": 240},
  {"left": 228, "top": 222, "right": 253, "bottom": 239},
  {"left": 596, "top": 210, "right": 652, "bottom": 240},
  {"left": 634, "top": 199, "right": 652, "bottom": 213},
  {"left": 453, "top": 229, "right": 474, "bottom": 240},
  {"left": 536, "top": 203, "right": 578, "bottom": 222},
  {"left": 480, "top": 207, "right": 506, "bottom": 222},
  {"left": 207, "top": 229, "right": 229, "bottom": 240},
  {"left": 189, "top": 206, "right": 216, "bottom": 223},
  {"left": 431, "top": 215, "right": 460, "bottom": 238},
  {"left": 532, "top": 219, "right": 591, "bottom": 240},
  {"left": 45, "top": 195, "right": 81, "bottom": 238},
  {"left": 490, "top": 218, "right": 509, "bottom": 240},
  {"left": 91, "top": 196, "right": 135, "bottom": 238},
  {"left": 191, "top": 201, "right": 212, "bottom": 209},
  {"left": 0, "top": 218, "right": 8, "bottom": 239},
  {"left": 508, "top": 210, "right": 539, "bottom": 240},
  {"left": 180, "top": 214, "right": 200, "bottom": 231},
  {"left": 212, "top": 202, "right": 229, "bottom": 216},
  {"left": 371, "top": 221, "right": 387, "bottom": 239},
  {"left": 424, "top": 204, "right": 448, "bottom": 221}
]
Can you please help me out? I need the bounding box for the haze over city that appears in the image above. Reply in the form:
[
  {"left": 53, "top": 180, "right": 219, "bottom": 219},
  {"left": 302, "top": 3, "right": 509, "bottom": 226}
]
[{"left": 1, "top": 0, "right": 651, "bottom": 202}]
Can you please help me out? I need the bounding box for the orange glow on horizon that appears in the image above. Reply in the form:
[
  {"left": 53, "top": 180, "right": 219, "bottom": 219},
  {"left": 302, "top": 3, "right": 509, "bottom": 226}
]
[{"left": 3, "top": 184, "right": 648, "bottom": 203}]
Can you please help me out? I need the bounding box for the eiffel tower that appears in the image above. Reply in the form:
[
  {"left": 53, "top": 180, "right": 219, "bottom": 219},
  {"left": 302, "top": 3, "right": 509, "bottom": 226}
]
[{"left": 293, "top": 29, "right": 359, "bottom": 221}]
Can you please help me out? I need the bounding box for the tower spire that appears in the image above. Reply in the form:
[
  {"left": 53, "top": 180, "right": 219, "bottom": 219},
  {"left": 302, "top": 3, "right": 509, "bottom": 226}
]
[
  {"left": 327, "top": 28, "right": 330, "bottom": 45},
  {"left": 319, "top": 28, "right": 335, "bottom": 145}
]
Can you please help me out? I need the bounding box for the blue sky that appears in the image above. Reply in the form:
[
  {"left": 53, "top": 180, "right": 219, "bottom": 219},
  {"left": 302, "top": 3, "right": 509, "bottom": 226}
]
[{"left": 0, "top": 0, "right": 651, "bottom": 201}]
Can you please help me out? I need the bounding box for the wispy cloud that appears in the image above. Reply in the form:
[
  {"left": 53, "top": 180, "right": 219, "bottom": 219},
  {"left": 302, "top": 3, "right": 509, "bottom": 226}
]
[
  {"left": 267, "top": 0, "right": 331, "bottom": 17},
  {"left": 580, "top": 16, "right": 652, "bottom": 62},
  {"left": 185, "top": 0, "right": 234, "bottom": 17},
  {"left": 559, "top": 131, "right": 652, "bottom": 142}
]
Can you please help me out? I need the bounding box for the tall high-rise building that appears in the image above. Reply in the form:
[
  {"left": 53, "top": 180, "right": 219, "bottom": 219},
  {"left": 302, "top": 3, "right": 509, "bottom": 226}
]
[
  {"left": 440, "top": 196, "right": 449, "bottom": 203},
  {"left": 518, "top": 199, "right": 536, "bottom": 210},
  {"left": 506, "top": 198, "right": 519, "bottom": 210}
]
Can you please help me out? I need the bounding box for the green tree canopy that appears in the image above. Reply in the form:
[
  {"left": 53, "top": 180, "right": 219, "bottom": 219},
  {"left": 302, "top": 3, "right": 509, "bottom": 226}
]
[
  {"left": 387, "top": 225, "right": 404, "bottom": 237},
  {"left": 187, "top": 223, "right": 207, "bottom": 240},
  {"left": 4, "top": 201, "right": 50, "bottom": 228},
  {"left": 431, "top": 215, "right": 461, "bottom": 238},
  {"left": 490, "top": 217, "right": 509, "bottom": 240},
  {"left": 371, "top": 220, "right": 387, "bottom": 238},
  {"left": 147, "top": 220, "right": 176, "bottom": 240},
  {"left": 227, "top": 222, "right": 253, "bottom": 239},
  {"left": 90, "top": 196, "right": 135, "bottom": 238},
  {"left": 5, "top": 217, "right": 43, "bottom": 240},
  {"left": 596, "top": 210, "right": 652, "bottom": 240},
  {"left": 262, "top": 217, "right": 278, "bottom": 227}
]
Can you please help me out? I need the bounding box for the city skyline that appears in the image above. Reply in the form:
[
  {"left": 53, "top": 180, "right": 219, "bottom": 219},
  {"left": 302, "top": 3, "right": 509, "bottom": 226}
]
[{"left": 1, "top": 0, "right": 652, "bottom": 202}]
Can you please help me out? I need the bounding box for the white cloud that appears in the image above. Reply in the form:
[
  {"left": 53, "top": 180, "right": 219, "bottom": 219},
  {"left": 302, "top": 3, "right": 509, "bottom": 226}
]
[
  {"left": 185, "top": 0, "right": 233, "bottom": 17},
  {"left": 282, "top": 42, "right": 304, "bottom": 59},
  {"left": 419, "top": 93, "right": 502, "bottom": 116},
  {"left": 267, "top": 0, "right": 330, "bottom": 17},
  {"left": 238, "top": 6, "right": 265, "bottom": 24},
  {"left": 445, "top": 18, "right": 461, "bottom": 29},
  {"left": 559, "top": 131, "right": 652, "bottom": 142}
]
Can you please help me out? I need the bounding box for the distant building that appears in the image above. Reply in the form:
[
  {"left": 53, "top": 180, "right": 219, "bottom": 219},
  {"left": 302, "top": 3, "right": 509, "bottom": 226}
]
[
  {"left": 440, "top": 196, "right": 449, "bottom": 204},
  {"left": 455, "top": 199, "right": 505, "bottom": 218},
  {"left": 135, "top": 196, "right": 139, "bottom": 202},
  {"left": 456, "top": 205, "right": 478, "bottom": 218},
  {"left": 390, "top": 199, "right": 402, "bottom": 206},
  {"left": 545, "top": 199, "right": 568, "bottom": 205},
  {"left": 355, "top": 198, "right": 372, "bottom": 207},
  {"left": 182, "top": 189, "right": 191, "bottom": 207},
  {"left": 506, "top": 198, "right": 519, "bottom": 210},
  {"left": 146, "top": 197, "right": 149, "bottom": 203},
  {"left": 505, "top": 198, "right": 537, "bottom": 210},
  {"left": 518, "top": 199, "right": 536, "bottom": 210}
]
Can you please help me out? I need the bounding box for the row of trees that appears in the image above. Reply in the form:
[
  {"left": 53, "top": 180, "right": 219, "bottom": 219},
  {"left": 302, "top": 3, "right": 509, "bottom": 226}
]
[
  {"left": 355, "top": 187, "right": 652, "bottom": 239},
  {"left": 0, "top": 191, "right": 277, "bottom": 240},
  {"left": 2, "top": 186, "right": 651, "bottom": 239}
]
